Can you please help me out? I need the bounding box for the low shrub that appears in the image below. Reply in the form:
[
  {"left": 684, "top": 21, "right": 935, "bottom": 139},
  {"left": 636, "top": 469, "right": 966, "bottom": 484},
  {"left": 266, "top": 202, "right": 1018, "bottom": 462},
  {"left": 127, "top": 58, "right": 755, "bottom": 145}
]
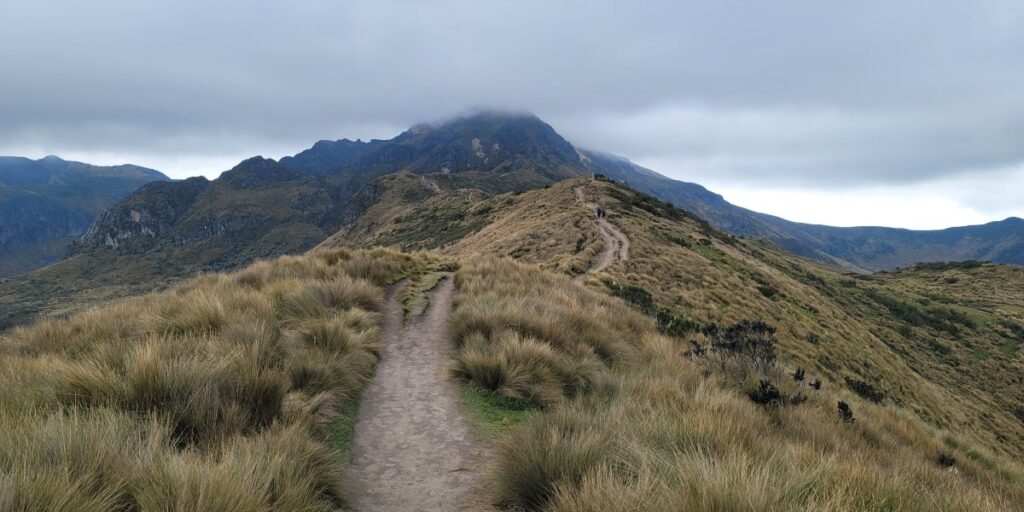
[
  {"left": 757, "top": 283, "right": 779, "bottom": 299},
  {"left": 845, "top": 376, "right": 886, "bottom": 404},
  {"left": 938, "top": 451, "right": 957, "bottom": 468},
  {"left": 604, "top": 280, "right": 699, "bottom": 337},
  {"left": 866, "top": 289, "right": 975, "bottom": 335},
  {"left": 838, "top": 401, "right": 855, "bottom": 423},
  {"left": 747, "top": 379, "right": 783, "bottom": 406},
  {"left": 710, "top": 320, "right": 777, "bottom": 378}
]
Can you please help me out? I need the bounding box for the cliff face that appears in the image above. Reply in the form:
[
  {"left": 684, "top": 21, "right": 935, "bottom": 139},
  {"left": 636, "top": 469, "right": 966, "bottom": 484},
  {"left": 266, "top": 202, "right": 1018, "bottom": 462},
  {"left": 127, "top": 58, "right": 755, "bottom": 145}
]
[
  {"left": 0, "top": 156, "right": 168, "bottom": 276},
  {"left": 77, "top": 176, "right": 212, "bottom": 251}
]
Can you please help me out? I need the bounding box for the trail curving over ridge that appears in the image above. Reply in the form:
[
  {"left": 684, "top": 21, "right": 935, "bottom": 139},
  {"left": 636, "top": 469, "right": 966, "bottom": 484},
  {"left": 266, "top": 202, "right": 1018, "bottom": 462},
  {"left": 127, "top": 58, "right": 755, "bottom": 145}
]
[{"left": 574, "top": 184, "right": 630, "bottom": 282}]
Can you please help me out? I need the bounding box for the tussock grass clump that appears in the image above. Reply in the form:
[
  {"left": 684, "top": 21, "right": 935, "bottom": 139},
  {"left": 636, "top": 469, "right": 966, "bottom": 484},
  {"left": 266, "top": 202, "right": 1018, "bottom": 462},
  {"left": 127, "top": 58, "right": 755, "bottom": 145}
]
[
  {"left": 450, "top": 258, "right": 648, "bottom": 407},
  {"left": 453, "top": 256, "right": 1024, "bottom": 511},
  {"left": 0, "top": 248, "right": 425, "bottom": 509},
  {"left": 453, "top": 330, "right": 604, "bottom": 407}
]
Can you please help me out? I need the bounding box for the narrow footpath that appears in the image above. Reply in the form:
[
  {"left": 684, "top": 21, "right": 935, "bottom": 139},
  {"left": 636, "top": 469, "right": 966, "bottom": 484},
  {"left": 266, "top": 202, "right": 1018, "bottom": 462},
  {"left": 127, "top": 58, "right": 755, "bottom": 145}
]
[
  {"left": 344, "top": 276, "right": 489, "bottom": 511},
  {"left": 574, "top": 184, "right": 631, "bottom": 282}
]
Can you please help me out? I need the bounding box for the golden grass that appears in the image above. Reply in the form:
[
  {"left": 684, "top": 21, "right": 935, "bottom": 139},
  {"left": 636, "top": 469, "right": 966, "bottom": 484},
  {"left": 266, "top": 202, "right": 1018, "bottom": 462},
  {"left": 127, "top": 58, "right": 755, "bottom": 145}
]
[
  {"left": 0, "top": 247, "right": 431, "bottom": 510},
  {"left": 450, "top": 256, "right": 1024, "bottom": 511},
  {"left": 382, "top": 177, "right": 1024, "bottom": 461}
]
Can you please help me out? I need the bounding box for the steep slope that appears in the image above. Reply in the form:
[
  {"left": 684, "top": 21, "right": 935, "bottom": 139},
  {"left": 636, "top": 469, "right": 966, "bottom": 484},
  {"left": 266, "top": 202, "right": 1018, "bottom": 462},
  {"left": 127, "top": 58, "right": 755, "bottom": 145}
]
[
  {"left": 582, "top": 150, "right": 1024, "bottom": 271},
  {"left": 279, "top": 138, "right": 381, "bottom": 173},
  {"left": 322, "top": 177, "right": 1024, "bottom": 461},
  {"left": 0, "top": 155, "right": 168, "bottom": 276}
]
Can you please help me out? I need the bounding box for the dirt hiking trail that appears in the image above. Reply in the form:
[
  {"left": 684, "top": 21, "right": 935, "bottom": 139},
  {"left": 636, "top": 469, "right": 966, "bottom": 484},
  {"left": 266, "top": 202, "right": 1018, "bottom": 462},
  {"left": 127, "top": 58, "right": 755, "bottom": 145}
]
[
  {"left": 574, "top": 184, "right": 630, "bottom": 282},
  {"left": 344, "top": 276, "right": 490, "bottom": 511}
]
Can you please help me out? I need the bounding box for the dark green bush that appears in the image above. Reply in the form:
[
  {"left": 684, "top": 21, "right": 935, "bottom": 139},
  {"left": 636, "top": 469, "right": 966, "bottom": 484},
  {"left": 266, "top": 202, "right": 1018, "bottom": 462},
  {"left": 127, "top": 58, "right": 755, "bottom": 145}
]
[
  {"left": 603, "top": 281, "right": 654, "bottom": 314},
  {"left": 938, "top": 452, "right": 957, "bottom": 468},
  {"left": 747, "top": 380, "right": 783, "bottom": 406},
  {"left": 792, "top": 368, "right": 806, "bottom": 382},
  {"left": 757, "top": 284, "right": 779, "bottom": 299},
  {"left": 844, "top": 376, "right": 885, "bottom": 403},
  {"left": 838, "top": 401, "right": 855, "bottom": 423},
  {"left": 655, "top": 310, "right": 700, "bottom": 336},
  {"left": 866, "top": 289, "right": 974, "bottom": 335},
  {"left": 605, "top": 280, "right": 699, "bottom": 337},
  {"left": 711, "top": 320, "right": 777, "bottom": 376}
]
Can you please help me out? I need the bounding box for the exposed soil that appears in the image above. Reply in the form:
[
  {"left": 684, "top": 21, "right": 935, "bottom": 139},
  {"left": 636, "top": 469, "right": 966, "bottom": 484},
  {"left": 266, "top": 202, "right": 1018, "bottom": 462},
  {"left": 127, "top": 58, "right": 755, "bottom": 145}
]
[
  {"left": 574, "top": 185, "right": 631, "bottom": 282},
  {"left": 344, "top": 276, "right": 491, "bottom": 511}
]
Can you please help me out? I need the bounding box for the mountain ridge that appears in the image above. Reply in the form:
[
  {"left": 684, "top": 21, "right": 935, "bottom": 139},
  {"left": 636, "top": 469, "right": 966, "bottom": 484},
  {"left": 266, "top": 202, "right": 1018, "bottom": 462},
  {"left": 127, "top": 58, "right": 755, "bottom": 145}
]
[
  {"left": 274, "top": 113, "right": 1024, "bottom": 271},
  {"left": 5, "top": 111, "right": 1024, "bottom": 332},
  {"left": 0, "top": 155, "right": 168, "bottom": 276},
  {"left": 575, "top": 147, "right": 1024, "bottom": 271}
]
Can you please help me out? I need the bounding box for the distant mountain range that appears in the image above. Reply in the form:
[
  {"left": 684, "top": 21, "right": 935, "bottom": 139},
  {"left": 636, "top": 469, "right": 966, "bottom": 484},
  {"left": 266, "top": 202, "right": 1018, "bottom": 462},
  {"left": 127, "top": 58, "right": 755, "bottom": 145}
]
[
  {"left": 0, "top": 156, "right": 167, "bottom": 276},
  {"left": 581, "top": 151, "right": 1024, "bottom": 271},
  {"left": 7, "top": 112, "right": 1024, "bottom": 280}
]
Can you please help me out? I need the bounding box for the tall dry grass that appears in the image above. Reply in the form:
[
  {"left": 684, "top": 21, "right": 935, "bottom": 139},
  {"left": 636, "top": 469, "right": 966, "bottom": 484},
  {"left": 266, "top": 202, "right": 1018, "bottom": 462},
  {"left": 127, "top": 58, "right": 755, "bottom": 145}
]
[
  {"left": 450, "top": 257, "right": 1024, "bottom": 511},
  {"left": 0, "top": 247, "right": 429, "bottom": 510}
]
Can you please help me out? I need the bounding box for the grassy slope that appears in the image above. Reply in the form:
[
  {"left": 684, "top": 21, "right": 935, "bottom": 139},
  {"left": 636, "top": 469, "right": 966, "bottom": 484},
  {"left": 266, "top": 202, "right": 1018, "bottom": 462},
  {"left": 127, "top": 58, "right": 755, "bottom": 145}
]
[
  {"left": 1, "top": 169, "right": 1020, "bottom": 509},
  {"left": 325, "top": 177, "right": 1024, "bottom": 462},
  {"left": 321, "top": 172, "right": 494, "bottom": 252},
  {"left": 579, "top": 180, "right": 1024, "bottom": 459},
  {"left": 0, "top": 253, "right": 189, "bottom": 331},
  {"left": 449, "top": 257, "right": 1023, "bottom": 510},
  {"left": 0, "top": 248, "right": 440, "bottom": 510}
]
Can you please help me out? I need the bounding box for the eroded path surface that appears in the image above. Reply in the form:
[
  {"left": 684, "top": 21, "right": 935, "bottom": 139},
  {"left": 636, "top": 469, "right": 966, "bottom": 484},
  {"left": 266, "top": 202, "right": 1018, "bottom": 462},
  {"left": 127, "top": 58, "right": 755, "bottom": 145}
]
[
  {"left": 344, "top": 276, "right": 489, "bottom": 511},
  {"left": 574, "top": 185, "right": 631, "bottom": 281}
]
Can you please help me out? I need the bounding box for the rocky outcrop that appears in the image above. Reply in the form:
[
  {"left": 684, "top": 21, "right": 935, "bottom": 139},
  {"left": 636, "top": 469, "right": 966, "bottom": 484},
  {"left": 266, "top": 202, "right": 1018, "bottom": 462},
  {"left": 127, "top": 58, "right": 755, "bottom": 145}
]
[{"left": 77, "top": 176, "right": 211, "bottom": 251}]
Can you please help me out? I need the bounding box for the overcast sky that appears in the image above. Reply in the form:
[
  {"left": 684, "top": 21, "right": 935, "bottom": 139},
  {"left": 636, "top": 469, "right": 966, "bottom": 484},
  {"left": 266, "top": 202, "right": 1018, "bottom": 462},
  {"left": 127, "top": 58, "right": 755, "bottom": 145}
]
[{"left": 2, "top": 1, "right": 1023, "bottom": 229}]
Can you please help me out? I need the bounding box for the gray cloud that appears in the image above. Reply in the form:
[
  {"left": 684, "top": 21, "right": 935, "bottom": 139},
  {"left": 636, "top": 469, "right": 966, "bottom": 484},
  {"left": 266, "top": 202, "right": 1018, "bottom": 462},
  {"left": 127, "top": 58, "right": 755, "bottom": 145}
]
[{"left": 1, "top": 0, "right": 1023, "bottom": 225}]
